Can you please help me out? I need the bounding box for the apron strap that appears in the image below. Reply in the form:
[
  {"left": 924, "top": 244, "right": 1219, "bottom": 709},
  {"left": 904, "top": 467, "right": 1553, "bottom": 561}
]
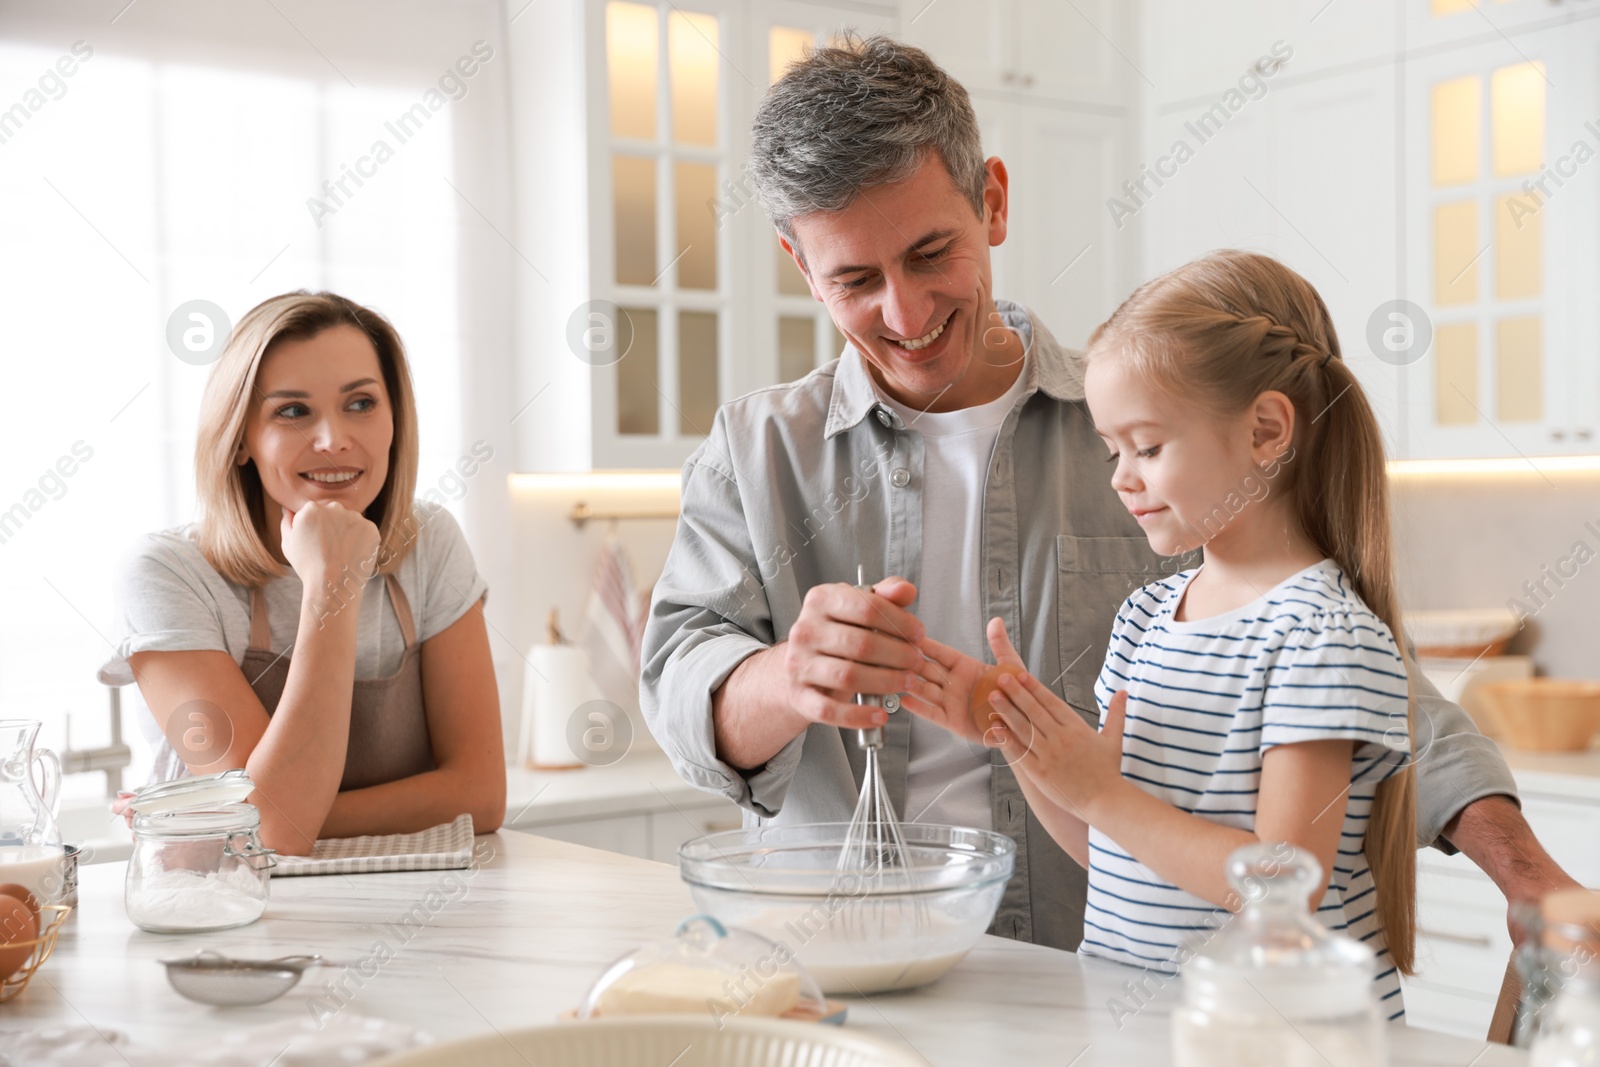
[
  {"left": 248, "top": 575, "right": 418, "bottom": 650},
  {"left": 248, "top": 586, "right": 271, "bottom": 651},
  {"left": 384, "top": 573, "right": 418, "bottom": 648}
]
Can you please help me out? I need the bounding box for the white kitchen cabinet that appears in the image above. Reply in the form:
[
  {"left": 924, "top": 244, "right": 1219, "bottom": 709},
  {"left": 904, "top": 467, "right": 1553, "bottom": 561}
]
[
  {"left": 647, "top": 799, "right": 744, "bottom": 861},
  {"left": 519, "top": 801, "right": 742, "bottom": 863},
  {"left": 1399, "top": 23, "right": 1597, "bottom": 458},
  {"left": 752, "top": 2, "right": 893, "bottom": 386},
  {"left": 1401, "top": 782, "right": 1600, "bottom": 1039},
  {"left": 502, "top": 751, "right": 745, "bottom": 863},
  {"left": 1013, "top": 0, "right": 1134, "bottom": 106},
  {"left": 902, "top": 0, "right": 1135, "bottom": 106},
  {"left": 1134, "top": 2, "right": 1600, "bottom": 461},
  {"left": 531, "top": 811, "right": 654, "bottom": 857},
  {"left": 905, "top": 1, "right": 1140, "bottom": 352},
  {"left": 1404, "top": 0, "right": 1572, "bottom": 53},
  {"left": 1137, "top": 60, "right": 1406, "bottom": 455},
  {"left": 1271, "top": 69, "right": 1407, "bottom": 452},
  {"left": 508, "top": 0, "right": 893, "bottom": 472},
  {"left": 1140, "top": 0, "right": 1397, "bottom": 109},
  {"left": 899, "top": 0, "right": 1013, "bottom": 95},
  {"left": 979, "top": 98, "right": 1138, "bottom": 352}
]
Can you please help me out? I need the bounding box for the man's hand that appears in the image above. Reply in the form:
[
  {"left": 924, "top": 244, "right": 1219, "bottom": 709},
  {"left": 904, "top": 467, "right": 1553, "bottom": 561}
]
[
  {"left": 712, "top": 577, "right": 931, "bottom": 769},
  {"left": 911, "top": 616, "right": 1027, "bottom": 745},
  {"left": 779, "top": 577, "right": 929, "bottom": 728}
]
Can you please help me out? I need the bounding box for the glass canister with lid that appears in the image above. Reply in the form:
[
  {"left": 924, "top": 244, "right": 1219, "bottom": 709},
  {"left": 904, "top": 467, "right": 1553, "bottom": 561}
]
[
  {"left": 1171, "top": 842, "right": 1387, "bottom": 1067},
  {"left": 1528, "top": 888, "right": 1600, "bottom": 1067},
  {"left": 125, "top": 770, "right": 276, "bottom": 934}
]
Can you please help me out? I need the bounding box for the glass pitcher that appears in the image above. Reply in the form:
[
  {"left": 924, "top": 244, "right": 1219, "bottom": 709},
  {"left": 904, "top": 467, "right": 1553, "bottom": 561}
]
[{"left": 0, "top": 719, "right": 63, "bottom": 849}]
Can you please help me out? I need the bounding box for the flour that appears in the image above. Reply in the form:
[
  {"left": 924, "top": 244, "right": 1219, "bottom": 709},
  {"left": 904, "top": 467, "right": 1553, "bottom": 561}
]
[{"left": 126, "top": 866, "right": 267, "bottom": 932}]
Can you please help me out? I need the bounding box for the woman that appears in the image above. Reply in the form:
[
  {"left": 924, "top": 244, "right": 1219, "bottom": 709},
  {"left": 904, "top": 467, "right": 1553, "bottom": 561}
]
[{"left": 101, "top": 292, "right": 505, "bottom": 854}]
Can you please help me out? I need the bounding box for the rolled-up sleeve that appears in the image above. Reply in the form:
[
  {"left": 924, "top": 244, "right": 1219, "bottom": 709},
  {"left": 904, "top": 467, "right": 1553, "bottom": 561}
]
[
  {"left": 1410, "top": 661, "right": 1519, "bottom": 853},
  {"left": 639, "top": 419, "right": 805, "bottom": 817}
]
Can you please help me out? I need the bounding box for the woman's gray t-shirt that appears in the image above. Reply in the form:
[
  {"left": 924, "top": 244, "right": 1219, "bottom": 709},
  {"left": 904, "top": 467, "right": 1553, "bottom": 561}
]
[{"left": 99, "top": 501, "right": 488, "bottom": 781}]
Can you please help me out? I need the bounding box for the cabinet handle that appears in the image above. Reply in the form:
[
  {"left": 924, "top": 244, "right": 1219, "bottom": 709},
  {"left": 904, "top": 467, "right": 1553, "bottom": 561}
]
[
  {"left": 1578, "top": 428, "right": 1593, "bottom": 441},
  {"left": 1021, "top": 73, "right": 1035, "bottom": 88},
  {"left": 1418, "top": 926, "right": 1493, "bottom": 948},
  {"left": 1001, "top": 70, "right": 1016, "bottom": 84},
  {"left": 1552, "top": 429, "right": 1567, "bottom": 441}
]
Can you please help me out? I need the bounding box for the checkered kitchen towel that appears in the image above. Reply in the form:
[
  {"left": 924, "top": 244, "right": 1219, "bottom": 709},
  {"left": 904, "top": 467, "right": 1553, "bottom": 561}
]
[{"left": 271, "top": 814, "right": 475, "bottom": 877}]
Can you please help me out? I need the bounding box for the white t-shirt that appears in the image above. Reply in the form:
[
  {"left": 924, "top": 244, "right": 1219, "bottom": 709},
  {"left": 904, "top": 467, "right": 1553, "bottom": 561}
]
[
  {"left": 877, "top": 355, "right": 1030, "bottom": 832},
  {"left": 99, "top": 500, "right": 488, "bottom": 782}
]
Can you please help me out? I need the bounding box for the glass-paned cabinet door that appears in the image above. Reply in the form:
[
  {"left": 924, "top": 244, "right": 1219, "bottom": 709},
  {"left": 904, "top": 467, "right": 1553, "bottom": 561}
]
[
  {"left": 755, "top": 3, "right": 891, "bottom": 386},
  {"left": 1402, "top": 28, "right": 1585, "bottom": 458},
  {"left": 1405, "top": 0, "right": 1568, "bottom": 53},
  {"left": 592, "top": 0, "right": 738, "bottom": 466}
]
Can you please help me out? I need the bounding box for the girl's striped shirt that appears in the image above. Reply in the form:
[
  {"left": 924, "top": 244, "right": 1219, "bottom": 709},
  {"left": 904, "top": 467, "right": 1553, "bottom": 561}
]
[{"left": 1083, "top": 559, "right": 1411, "bottom": 1018}]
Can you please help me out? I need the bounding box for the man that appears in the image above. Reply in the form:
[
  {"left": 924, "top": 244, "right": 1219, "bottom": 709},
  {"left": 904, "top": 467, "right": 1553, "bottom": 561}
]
[{"left": 640, "top": 35, "right": 1575, "bottom": 950}]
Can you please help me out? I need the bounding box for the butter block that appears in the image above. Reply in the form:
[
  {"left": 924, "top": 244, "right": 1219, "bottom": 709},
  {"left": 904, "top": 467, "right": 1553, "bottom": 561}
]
[{"left": 596, "top": 962, "right": 801, "bottom": 1017}]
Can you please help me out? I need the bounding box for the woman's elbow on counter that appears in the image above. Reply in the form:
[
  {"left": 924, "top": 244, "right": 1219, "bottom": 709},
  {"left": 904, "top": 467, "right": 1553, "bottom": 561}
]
[
  {"left": 258, "top": 818, "right": 320, "bottom": 858},
  {"left": 473, "top": 775, "right": 507, "bottom": 833}
]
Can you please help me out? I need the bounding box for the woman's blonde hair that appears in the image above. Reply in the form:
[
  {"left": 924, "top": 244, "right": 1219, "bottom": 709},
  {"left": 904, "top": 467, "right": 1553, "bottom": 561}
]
[
  {"left": 1087, "top": 249, "right": 1417, "bottom": 975},
  {"left": 195, "top": 291, "right": 420, "bottom": 588}
]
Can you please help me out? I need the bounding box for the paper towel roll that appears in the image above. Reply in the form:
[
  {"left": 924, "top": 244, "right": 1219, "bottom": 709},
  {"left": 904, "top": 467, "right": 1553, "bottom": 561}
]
[{"left": 520, "top": 646, "right": 595, "bottom": 770}]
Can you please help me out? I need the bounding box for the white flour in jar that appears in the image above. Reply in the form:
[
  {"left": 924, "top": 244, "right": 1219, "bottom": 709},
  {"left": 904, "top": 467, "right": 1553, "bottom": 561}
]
[{"left": 126, "top": 865, "right": 266, "bottom": 931}]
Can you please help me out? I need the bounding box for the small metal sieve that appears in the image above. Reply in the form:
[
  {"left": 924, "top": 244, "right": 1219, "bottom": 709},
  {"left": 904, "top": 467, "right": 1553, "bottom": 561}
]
[{"left": 160, "top": 950, "right": 331, "bottom": 1006}]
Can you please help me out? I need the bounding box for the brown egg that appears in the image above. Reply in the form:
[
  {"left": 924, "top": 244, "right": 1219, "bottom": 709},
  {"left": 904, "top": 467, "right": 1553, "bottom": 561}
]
[
  {"left": 0, "top": 884, "right": 40, "bottom": 922},
  {"left": 969, "top": 663, "right": 1027, "bottom": 737},
  {"left": 0, "top": 894, "right": 39, "bottom": 981}
]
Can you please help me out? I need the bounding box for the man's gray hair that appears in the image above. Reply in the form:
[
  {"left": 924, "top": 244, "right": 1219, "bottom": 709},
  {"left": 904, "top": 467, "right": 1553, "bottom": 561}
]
[{"left": 748, "top": 34, "right": 986, "bottom": 241}]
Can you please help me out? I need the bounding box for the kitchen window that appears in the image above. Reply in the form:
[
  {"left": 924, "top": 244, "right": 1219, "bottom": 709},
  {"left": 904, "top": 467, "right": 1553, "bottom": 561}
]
[{"left": 0, "top": 8, "right": 508, "bottom": 797}]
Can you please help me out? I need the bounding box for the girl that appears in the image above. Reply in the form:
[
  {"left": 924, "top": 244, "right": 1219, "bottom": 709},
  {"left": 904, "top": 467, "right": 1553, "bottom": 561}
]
[
  {"left": 100, "top": 292, "right": 505, "bottom": 854},
  {"left": 913, "top": 251, "right": 1415, "bottom": 1016}
]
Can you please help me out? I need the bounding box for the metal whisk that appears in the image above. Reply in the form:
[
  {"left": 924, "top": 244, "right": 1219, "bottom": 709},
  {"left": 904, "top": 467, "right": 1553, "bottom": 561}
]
[{"left": 834, "top": 568, "right": 924, "bottom": 931}]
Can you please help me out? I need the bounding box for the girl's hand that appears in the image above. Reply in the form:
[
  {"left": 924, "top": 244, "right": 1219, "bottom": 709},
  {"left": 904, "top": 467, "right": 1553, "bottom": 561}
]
[
  {"left": 279, "top": 501, "right": 381, "bottom": 590},
  {"left": 988, "top": 676, "right": 1130, "bottom": 820},
  {"left": 909, "top": 617, "right": 1028, "bottom": 746}
]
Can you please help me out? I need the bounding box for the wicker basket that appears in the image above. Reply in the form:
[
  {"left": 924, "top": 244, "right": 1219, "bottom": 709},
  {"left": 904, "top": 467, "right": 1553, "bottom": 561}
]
[
  {"left": 1404, "top": 609, "right": 1520, "bottom": 659},
  {"left": 1479, "top": 680, "right": 1600, "bottom": 752},
  {"left": 0, "top": 904, "right": 71, "bottom": 1003}
]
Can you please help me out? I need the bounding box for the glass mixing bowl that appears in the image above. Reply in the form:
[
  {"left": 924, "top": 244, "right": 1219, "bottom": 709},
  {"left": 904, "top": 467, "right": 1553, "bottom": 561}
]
[{"left": 678, "top": 823, "right": 1015, "bottom": 995}]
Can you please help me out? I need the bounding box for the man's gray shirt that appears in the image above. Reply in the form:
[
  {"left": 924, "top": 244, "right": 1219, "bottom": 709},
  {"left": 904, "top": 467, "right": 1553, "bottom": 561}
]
[{"left": 640, "top": 301, "right": 1519, "bottom": 951}]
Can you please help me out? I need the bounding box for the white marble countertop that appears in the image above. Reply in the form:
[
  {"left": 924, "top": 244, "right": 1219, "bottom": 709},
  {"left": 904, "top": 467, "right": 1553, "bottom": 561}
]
[
  {"left": 502, "top": 748, "right": 733, "bottom": 827},
  {"left": 1502, "top": 739, "right": 1600, "bottom": 803},
  {"left": 0, "top": 829, "right": 1526, "bottom": 1065}
]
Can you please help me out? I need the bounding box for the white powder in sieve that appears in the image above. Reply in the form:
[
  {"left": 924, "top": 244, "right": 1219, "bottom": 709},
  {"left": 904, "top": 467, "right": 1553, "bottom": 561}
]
[{"left": 126, "top": 866, "right": 266, "bottom": 930}]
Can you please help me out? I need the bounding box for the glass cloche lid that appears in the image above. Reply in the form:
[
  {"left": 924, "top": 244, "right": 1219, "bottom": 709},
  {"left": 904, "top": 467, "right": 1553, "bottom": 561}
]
[{"left": 577, "top": 915, "right": 838, "bottom": 1024}]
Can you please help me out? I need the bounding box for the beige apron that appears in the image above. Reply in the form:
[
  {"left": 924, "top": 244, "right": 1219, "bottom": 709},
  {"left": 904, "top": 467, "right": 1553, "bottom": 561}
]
[{"left": 243, "top": 574, "right": 434, "bottom": 792}]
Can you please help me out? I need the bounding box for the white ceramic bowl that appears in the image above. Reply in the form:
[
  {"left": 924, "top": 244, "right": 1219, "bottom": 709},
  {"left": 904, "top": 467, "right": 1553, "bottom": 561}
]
[
  {"left": 373, "top": 1016, "right": 928, "bottom": 1067},
  {"left": 678, "top": 823, "right": 1015, "bottom": 995}
]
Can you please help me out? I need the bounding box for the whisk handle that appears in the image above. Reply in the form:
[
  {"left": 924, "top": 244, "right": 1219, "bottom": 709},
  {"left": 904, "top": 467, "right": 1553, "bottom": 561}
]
[{"left": 852, "top": 565, "right": 889, "bottom": 751}]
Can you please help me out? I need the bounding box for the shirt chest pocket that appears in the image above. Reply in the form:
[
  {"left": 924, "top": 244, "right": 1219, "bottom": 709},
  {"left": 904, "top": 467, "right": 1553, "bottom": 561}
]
[{"left": 1055, "top": 534, "right": 1169, "bottom": 718}]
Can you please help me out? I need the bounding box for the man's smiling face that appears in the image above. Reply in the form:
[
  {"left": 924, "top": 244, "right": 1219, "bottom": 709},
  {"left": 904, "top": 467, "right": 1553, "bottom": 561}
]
[{"left": 782, "top": 153, "right": 1020, "bottom": 413}]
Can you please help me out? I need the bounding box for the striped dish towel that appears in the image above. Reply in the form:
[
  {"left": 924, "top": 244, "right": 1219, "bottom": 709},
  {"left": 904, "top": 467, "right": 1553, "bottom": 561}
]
[{"left": 270, "top": 814, "right": 474, "bottom": 877}]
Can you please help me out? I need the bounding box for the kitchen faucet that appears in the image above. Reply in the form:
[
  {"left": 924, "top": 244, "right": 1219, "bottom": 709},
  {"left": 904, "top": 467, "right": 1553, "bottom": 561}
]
[{"left": 61, "top": 688, "right": 133, "bottom": 799}]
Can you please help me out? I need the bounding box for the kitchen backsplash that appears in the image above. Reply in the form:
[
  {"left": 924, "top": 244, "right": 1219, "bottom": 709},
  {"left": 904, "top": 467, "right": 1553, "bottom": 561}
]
[
  {"left": 497, "top": 467, "right": 1600, "bottom": 744},
  {"left": 1392, "top": 469, "right": 1600, "bottom": 681}
]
